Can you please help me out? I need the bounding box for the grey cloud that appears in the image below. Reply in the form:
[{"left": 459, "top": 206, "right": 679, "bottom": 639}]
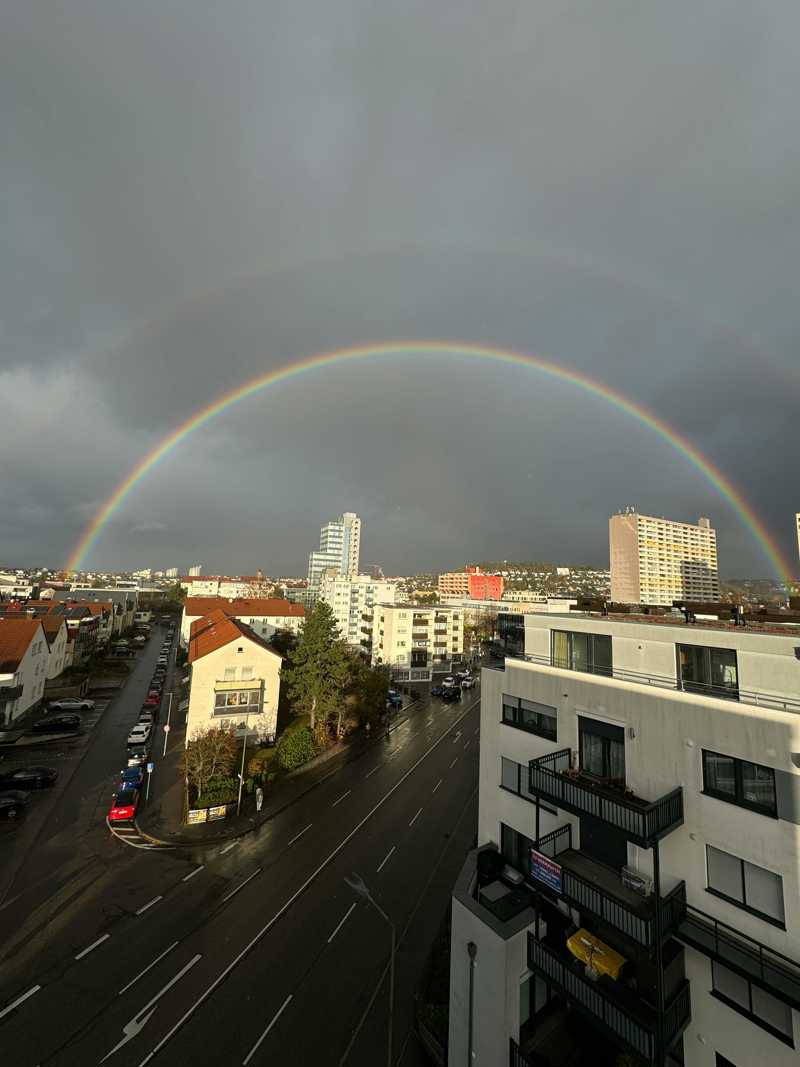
[{"left": 1, "top": 1, "right": 798, "bottom": 576}]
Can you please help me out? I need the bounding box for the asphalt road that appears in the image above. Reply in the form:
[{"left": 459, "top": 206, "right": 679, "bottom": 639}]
[
  {"left": 0, "top": 630, "right": 180, "bottom": 959},
  {"left": 0, "top": 671, "right": 480, "bottom": 1067}
]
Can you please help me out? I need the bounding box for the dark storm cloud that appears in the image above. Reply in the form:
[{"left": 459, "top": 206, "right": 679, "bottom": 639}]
[{"left": 2, "top": 1, "right": 798, "bottom": 576}]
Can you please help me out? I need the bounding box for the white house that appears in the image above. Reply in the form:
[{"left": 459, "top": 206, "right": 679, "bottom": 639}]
[
  {"left": 0, "top": 618, "right": 49, "bottom": 725},
  {"left": 449, "top": 610, "right": 800, "bottom": 1067},
  {"left": 318, "top": 573, "right": 398, "bottom": 647},
  {"left": 186, "top": 609, "right": 283, "bottom": 744},
  {"left": 40, "top": 615, "right": 69, "bottom": 679},
  {"left": 180, "top": 597, "right": 304, "bottom": 648}
]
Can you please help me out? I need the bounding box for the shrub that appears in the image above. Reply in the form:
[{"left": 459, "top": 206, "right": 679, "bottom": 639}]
[
  {"left": 247, "top": 748, "right": 276, "bottom": 778},
  {"left": 276, "top": 725, "right": 315, "bottom": 770},
  {"left": 197, "top": 775, "right": 238, "bottom": 804}
]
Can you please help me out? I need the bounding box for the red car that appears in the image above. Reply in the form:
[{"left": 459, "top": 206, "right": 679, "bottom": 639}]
[
  {"left": 108, "top": 788, "right": 140, "bottom": 823},
  {"left": 143, "top": 694, "right": 160, "bottom": 707}
]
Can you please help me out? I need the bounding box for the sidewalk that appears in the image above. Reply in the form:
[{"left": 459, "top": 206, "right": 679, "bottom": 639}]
[{"left": 136, "top": 697, "right": 422, "bottom": 847}]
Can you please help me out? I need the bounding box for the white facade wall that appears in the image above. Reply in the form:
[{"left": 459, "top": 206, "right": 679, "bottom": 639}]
[
  {"left": 0, "top": 623, "right": 48, "bottom": 724},
  {"left": 370, "top": 604, "right": 463, "bottom": 669},
  {"left": 45, "top": 623, "right": 68, "bottom": 680},
  {"left": 186, "top": 639, "right": 281, "bottom": 744},
  {"left": 318, "top": 575, "right": 398, "bottom": 646},
  {"left": 610, "top": 512, "right": 720, "bottom": 605},
  {"left": 450, "top": 615, "right": 800, "bottom": 1067}
]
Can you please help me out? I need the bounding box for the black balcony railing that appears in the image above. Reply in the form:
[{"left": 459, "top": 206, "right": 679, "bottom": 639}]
[
  {"left": 531, "top": 824, "right": 686, "bottom": 949},
  {"left": 528, "top": 749, "right": 683, "bottom": 847},
  {"left": 508, "top": 650, "right": 800, "bottom": 715},
  {"left": 679, "top": 903, "right": 800, "bottom": 1010},
  {"left": 527, "top": 935, "right": 691, "bottom": 1063}
]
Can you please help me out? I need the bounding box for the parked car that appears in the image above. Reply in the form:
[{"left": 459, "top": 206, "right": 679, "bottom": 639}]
[
  {"left": 456, "top": 669, "right": 471, "bottom": 679},
  {"left": 119, "top": 766, "right": 145, "bottom": 789},
  {"left": 442, "top": 686, "right": 462, "bottom": 702},
  {"left": 32, "top": 714, "right": 81, "bottom": 733},
  {"left": 48, "top": 697, "right": 94, "bottom": 712},
  {"left": 0, "top": 766, "right": 58, "bottom": 790},
  {"left": 127, "top": 723, "right": 152, "bottom": 746},
  {"left": 0, "top": 791, "right": 29, "bottom": 819},
  {"left": 108, "top": 788, "right": 140, "bottom": 823},
  {"left": 147, "top": 686, "right": 162, "bottom": 697},
  {"left": 386, "top": 690, "right": 403, "bottom": 709},
  {"left": 127, "top": 747, "right": 149, "bottom": 767},
  {"left": 442, "top": 676, "right": 456, "bottom": 688},
  {"left": 489, "top": 648, "right": 505, "bottom": 660},
  {"left": 430, "top": 685, "right": 444, "bottom": 697},
  {"left": 461, "top": 676, "right": 477, "bottom": 688},
  {"left": 142, "top": 694, "right": 160, "bottom": 707}
]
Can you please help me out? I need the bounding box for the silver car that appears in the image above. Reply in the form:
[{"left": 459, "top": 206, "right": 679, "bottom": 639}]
[{"left": 49, "top": 697, "right": 95, "bottom": 712}]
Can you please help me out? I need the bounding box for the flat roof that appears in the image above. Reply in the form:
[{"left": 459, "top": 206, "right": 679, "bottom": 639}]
[{"left": 513, "top": 609, "right": 800, "bottom": 638}]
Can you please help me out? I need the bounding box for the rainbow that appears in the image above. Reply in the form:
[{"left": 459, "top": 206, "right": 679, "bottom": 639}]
[{"left": 65, "top": 341, "right": 794, "bottom": 582}]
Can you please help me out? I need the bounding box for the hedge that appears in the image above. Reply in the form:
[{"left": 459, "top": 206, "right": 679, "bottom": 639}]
[{"left": 276, "top": 726, "right": 315, "bottom": 770}]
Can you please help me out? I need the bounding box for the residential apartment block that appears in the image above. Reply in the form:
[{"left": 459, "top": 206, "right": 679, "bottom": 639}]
[
  {"left": 186, "top": 609, "right": 282, "bottom": 744},
  {"left": 0, "top": 618, "right": 49, "bottom": 725},
  {"left": 439, "top": 565, "right": 504, "bottom": 601},
  {"left": 368, "top": 603, "right": 463, "bottom": 679},
  {"left": 307, "top": 512, "right": 361, "bottom": 593},
  {"left": 796, "top": 512, "right": 799, "bottom": 567},
  {"left": 317, "top": 573, "right": 398, "bottom": 647},
  {"left": 180, "top": 597, "right": 305, "bottom": 648},
  {"left": 449, "top": 610, "right": 800, "bottom": 1067},
  {"left": 610, "top": 511, "right": 720, "bottom": 606}
]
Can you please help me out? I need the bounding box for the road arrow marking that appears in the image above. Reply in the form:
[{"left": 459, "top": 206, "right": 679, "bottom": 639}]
[{"left": 100, "top": 954, "right": 201, "bottom": 1062}]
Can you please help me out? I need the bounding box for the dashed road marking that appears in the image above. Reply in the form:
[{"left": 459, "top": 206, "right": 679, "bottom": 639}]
[
  {"left": 409, "top": 807, "right": 423, "bottom": 827},
  {"left": 376, "top": 846, "right": 396, "bottom": 873},
  {"left": 219, "top": 841, "right": 238, "bottom": 856},
  {"left": 288, "top": 824, "right": 312, "bottom": 846},
  {"left": 432, "top": 779, "right": 442, "bottom": 794},
  {"left": 75, "top": 933, "right": 110, "bottom": 960},
  {"left": 136, "top": 896, "right": 163, "bottom": 916},
  {"left": 332, "top": 790, "right": 351, "bottom": 808},
  {"left": 449, "top": 757, "right": 458, "bottom": 769},
  {"left": 0, "top": 985, "right": 41, "bottom": 1021},
  {"left": 327, "top": 902, "right": 357, "bottom": 944},
  {"left": 182, "top": 866, "right": 204, "bottom": 882}
]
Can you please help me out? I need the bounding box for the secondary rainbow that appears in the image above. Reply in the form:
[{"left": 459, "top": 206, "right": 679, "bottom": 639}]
[{"left": 65, "top": 341, "right": 793, "bottom": 582}]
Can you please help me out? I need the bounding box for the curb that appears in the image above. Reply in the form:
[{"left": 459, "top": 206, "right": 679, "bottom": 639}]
[{"left": 134, "top": 694, "right": 427, "bottom": 848}]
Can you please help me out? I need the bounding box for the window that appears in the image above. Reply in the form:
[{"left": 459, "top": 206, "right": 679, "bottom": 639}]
[
  {"left": 711, "top": 962, "right": 793, "bottom": 1046},
  {"left": 702, "top": 751, "right": 777, "bottom": 817},
  {"left": 501, "top": 694, "right": 557, "bottom": 741},
  {"left": 677, "top": 644, "right": 738, "bottom": 699},
  {"left": 579, "top": 717, "right": 625, "bottom": 782},
  {"left": 213, "top": 690, "right": 261, "bottom": 712},
  {"left": 223, "top": 666, "right": 236, "bottom": 681},
  {"left": 551, "top": 630, "right": 612, "bottom": 676},
  {"left": 241, "top": 666, "right": 254, "bottom": 681},
  {"left": 501, "top": 822, "right": 536, "bottom": 876},
  {"left": 706, "top": 845, "right": 785, "bottom": 926}
]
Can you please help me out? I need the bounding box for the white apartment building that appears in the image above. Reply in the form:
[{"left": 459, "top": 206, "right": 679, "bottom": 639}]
[
  {"left": 307, "top": 512, "right": 361, "bottom": 592},
  {"left": 795, "top": 512, "right": 799, "bottom": 567},
  {"left": 0, "top": 618, "right": 49, "bottom": 725},
  {"left": 317, "top": 573, "right": 398, "bottom": 647},
  {"left": 610, "top": 511, "right": 720, "bottom": 606},
  {"left": 188, "top": 565, "right": 203, "bottom": 577},
  {"left": 449, "top": 610, "right": 800, "bottom": 1067},
  {"left": 180, "top": 597, "right": 305, "bottom": 648},
  {"left": 186, "top": 610, "right": 282, "bottom": 744},
  {"left": 369, "top": 603, "right": 463, "bottom": 679}
]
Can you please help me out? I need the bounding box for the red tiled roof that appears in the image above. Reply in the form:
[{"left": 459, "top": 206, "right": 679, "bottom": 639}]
[
  {"left": 40, "top": 615, "right": 66, "bottom": 647},
  {"left": 188, "top": 609, "right": 281, "bottom": 664},
  {"left": 0, "top": 618, "right": 43, "bottom": 673},
  {"left": 184, "top": 596, "right": 304, "bottom": 619}
]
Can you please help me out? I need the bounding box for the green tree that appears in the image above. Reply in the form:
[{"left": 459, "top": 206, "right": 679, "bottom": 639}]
[
  {"left": 346, "top": 656, "right": 390, "bottom": 732},
  {"left": 283, "top": 601, "right": 351, "bottom": 738}
]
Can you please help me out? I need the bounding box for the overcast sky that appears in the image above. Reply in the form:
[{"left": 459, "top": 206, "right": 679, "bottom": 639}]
[{"left": 2, "top": 1, "right": 799, "bottom": 578}]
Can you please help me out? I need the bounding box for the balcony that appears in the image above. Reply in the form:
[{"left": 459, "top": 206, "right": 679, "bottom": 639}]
[
  {"left": 527, "top": 934, "right": 691, "bottom": 1063},
  {"left": 678, "top": 903, "right": 800, "bottom": 1011},
  {"left": 532, "top": 825, "right": 686, "bottom": 951},
  {"left": 511, "top": 650, "right": 800, "bottom": 716},
  {"left": 528, "top": 749, "right": 683, "bottom": 848},
  {"left": 0, "top": 684, "right": 23, "bottom": 701}
]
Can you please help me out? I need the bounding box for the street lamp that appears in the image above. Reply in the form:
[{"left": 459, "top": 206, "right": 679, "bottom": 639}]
[{"left": 344, "top": 873, "right": 396, "bottom": 1067}]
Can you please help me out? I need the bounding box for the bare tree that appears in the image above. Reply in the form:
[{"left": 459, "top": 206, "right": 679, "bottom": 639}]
[{"left": 183, "top": 725, "right": 237, "bottom": 798}]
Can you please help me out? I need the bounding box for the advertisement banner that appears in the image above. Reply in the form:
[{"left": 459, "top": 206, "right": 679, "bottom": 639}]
[
  {"left": 207, "top": 804, "right": 230, "bottom": 822},
  {"left": 530, "top": 848, "right": 562, "bottom": 893},
  {"left": 187, "top": 808, "right": 208, "bottom": 824}
]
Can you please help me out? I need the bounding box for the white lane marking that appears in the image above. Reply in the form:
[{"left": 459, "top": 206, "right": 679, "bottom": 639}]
[
  {"left": 364, "top": 766, "right": 380, "bottom": 779},
  {"left": 473, "top": 727, "right": 480, "bottom": 737},
  {"left": 376, "top": 846, "right": 396, "bottom": 873},
  {"left": 138, "top": 702, "right": 474, "bottom": 1067},
  {"left": 332, "top": 789, "right": 351, "bottom": 808},
  {"left": 449, "top": 757, "right": 458, "bottom": 769},
  {"left": 432, "top": 779, "right": 442, "bottom": 794},
  {"left": 464, "top": 740, "right": 470, "bottom": 750},
  {"left": 453, "top": 731, "right": 461, "bottom": 743},
  {"left": 242, "top": 995, "right": 293, "bottom": 1066},
  {"left": 136, "top": 896, "right": 163, "bottom": 916},
  {"left": 219, "top": 841, "right": 238, "bottom": 855},
  {"left": 101, "top": 954, "right": 202, "bottom": 1062},
  {"left": 0, "top": 984, "right": 41, "bottom": 1021},
  {"left": 409, "top": 807, "right": 423, "bottom": 827},
  {"left": 75, "top": 933, "right": 110, "bottom": 960},
  {"left": 118, "top": 942, "right": 180, "bottom": 996},
  {"left": 288, "top": 823, "right": 312, "bottom": 846},
  {"left": 182, "top": 865, "right": 205, "bottom": 882},
  {"left": 327, "top": 902, "right": 357, "bottom": 944},
  {"left": 426, "top": 718, "right": 433, "bottom": 726},
  {"left": 222, "top": 868, "right": 262, "bottom": 904}
]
